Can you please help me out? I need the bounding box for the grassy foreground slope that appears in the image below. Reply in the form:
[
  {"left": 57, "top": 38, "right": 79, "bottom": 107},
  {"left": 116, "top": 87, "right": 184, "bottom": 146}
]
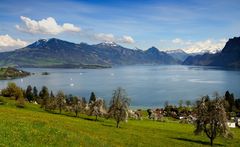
[{"left": 0, "top": 98, "right": 240, "bottom": 147}]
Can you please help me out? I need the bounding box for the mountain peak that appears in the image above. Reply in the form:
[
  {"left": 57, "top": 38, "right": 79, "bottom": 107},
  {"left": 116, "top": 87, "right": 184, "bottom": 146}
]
[
  {"left": 221, "top": 36, "right": 240, "bottom": 53},
  {"left": 146, "top": 46, "right": 159, "bottom": 53},
  {"left": 27, "top": 39, "right": 48, "bottom": 48},
  {"left": 27, "top": 38, "right": 76, "bottom": 49},
  {"left": 97, "top": 41, "right": 120, "bottom": 47},
  {"left": 39, "top": 39, "right": 48, "bottom": 42},
  {"left": 47, "top": 38, "right": 67, "bottom": 43}
]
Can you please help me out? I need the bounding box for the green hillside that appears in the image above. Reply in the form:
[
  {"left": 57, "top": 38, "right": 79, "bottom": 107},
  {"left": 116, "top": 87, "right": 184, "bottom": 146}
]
[{"left": 0, "top": 97, "right": 239, "bottom": 147}]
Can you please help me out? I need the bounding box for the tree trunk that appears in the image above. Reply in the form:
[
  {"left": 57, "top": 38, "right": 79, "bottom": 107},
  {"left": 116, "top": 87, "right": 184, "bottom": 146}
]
[
  {"left": 95, "top": 115, "right": 98, "bottom": 121},
  {"left": 116, "top": 121, "right": 119, "bottom": 128},
  {"left": 210, "top": 137, "right": 213, "bottom": 146},
  {"left": 60, "top": 107, "right": 62, "bottom": 114}
]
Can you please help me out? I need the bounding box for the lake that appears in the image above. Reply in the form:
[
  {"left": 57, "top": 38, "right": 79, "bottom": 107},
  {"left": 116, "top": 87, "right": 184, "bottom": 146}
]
[{"left": 0, "top": 65, "right": 240, "bottom": 108}]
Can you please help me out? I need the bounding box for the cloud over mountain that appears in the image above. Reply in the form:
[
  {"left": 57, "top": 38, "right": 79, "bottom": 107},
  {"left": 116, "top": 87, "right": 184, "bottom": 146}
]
[
  {"left": 94, "top": 33, "right": 134, "bottom": 44},
  {"left": 16, "top": 16, "right": 81, "bottom": 35},
  {"left": 171, "top": 38, "right": 227, "bottom": 53},
  {"left": 0, "top": 34, "right": 27, "bottom": 52},
  {"left": 120, "top": 36, "right": 135, "bottom": 44},
  {"left": 94, "top": 33, "right": 115, "bottom": 42}
]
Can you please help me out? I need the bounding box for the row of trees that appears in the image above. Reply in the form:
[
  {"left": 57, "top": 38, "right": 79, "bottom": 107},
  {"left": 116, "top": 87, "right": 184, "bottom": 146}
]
[
  {"left": 1, "top": 83, "right": 130, "bottom": 128},
  {"left": 0, "top": 82, "right": 238, "bottom": 145},
  {"left": 164, "top": 91, "right": 240, "bottom": 118}
]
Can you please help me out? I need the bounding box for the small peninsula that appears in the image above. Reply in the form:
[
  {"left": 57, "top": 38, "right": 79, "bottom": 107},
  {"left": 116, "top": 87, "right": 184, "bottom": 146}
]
[{"left": 0, "top": 67, "right": 30, "bottom": 80}]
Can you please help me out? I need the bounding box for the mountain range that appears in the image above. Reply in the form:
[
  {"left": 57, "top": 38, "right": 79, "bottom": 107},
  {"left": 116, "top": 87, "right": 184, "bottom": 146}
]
[
  {"left": 0, "top": 38, "right": 180, "bottom": 68},
  {"left": 183, "top": 37, "right": 240, "bottom": 68},
  {"left": 0, "top": 37, "right": 239, "bottom": 68}
]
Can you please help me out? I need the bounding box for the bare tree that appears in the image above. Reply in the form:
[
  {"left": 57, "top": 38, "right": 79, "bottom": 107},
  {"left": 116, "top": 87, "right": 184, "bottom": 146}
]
[
  {"left": 72, "top": 96, "right": 84, "bottom": 117},
  {"left": 89, "top": 99, "right": 105, "bottom": 121},
  {"left": 46, "top": 96, "right": 57, "bottom": 111},
  {"left": 108, "top": 87, "right": 130, "bottom": 128},
  {"left": 56, "top": 90, "right": 65, "bottom": 114},
  {"left": 194, "top": 95, "right": 232, "bottom": 146}
]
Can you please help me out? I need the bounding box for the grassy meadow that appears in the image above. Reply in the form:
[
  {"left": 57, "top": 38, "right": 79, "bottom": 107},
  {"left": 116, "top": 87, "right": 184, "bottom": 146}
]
[{"left": 0, "top": 97, "right": 240, "bottom": 147}]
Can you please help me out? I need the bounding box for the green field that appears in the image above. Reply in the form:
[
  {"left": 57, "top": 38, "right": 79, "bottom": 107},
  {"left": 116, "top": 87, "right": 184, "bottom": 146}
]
[{"left": 0, "top": 97, "right": 239, "bottom": 147}]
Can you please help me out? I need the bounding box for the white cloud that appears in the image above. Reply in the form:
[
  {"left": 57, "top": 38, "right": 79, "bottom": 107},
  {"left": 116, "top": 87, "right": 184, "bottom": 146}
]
[
  {"left": 120, "top": 36, "right": 135, "bottom": 44},
  {"left": 0, "top": 34, "right": 27, "bottom": 51},
  {"left": 184, "top": 39, "right": 227, "bottom": 53},
  {"left": 172, "top": 38, "right": 192, "bottom": 45},
  {"left": 16, "top": 16, "right": 81, "bottom": 35},
  {"left": 94, "top": 33, "right": 115, "bottom": 42},
  {"left": 172, "top": 38, "right": 183, "bottom": 44},
  {"left": 62, "top": 23, "right": 81, "bottom": 32},
  {"left": 94, "top": 33, "right": 135, "bottom": 44},
  {"left": 171, "top": 38, "right": 227, "bottom": 53}
]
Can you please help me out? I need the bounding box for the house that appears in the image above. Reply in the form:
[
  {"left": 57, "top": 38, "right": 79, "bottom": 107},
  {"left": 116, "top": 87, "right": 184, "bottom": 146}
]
[
  {"left": 227, "top": 122, "right": 236, "bottom": 128},
  {"left": 179, "top": 116, "right": 184, "bottom": 119},
  {"left": 235, "top": 117, "right": 240, "bottom": 126}
]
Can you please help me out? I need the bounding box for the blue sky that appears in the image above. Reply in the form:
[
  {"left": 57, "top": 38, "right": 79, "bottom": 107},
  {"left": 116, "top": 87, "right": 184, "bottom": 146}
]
[{"left": 0, "top": 0, "right": 239, "bottom": 53}]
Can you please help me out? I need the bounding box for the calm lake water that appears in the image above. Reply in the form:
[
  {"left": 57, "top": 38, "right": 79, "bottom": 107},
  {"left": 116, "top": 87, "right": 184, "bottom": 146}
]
[{"left": 0, "top": 65, "right": 240, "bottom": 107}]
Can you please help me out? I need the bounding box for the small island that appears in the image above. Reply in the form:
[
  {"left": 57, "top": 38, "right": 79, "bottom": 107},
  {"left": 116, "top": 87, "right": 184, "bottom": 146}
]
[
  {"left": 41, "top": 72, "right": 50, "bottom": 75},
  {"left": 0, "top": 67, "right": 30, "bottom": 80}
]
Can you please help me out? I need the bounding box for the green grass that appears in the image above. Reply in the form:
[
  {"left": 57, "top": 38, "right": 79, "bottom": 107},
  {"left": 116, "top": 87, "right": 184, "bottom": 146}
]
[{"left": 0, "top": 97, "right": 240, "bottom": 147}]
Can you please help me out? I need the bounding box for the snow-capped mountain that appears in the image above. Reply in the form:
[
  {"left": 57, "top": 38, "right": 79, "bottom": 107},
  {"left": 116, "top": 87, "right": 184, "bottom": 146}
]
[
  {"left": 165, "top": 49, "right": 189, "bottom": 61},
  {"left": 165, "top": 49, "right": 186, "bottom": 54},
  {"left": 0, "top": 38, "right": 180, "bottom": 68},
  {"left": 96, "top": 41, "right": 120, "bottom": 47},
  {"left": 189, "top": 49, "right": 221, "bottom": 55},
  {"left": 27, "top": 39, "right": 48, "bottom": 48},
  {"left": 183, "top": 37, "right": 240, "bottom": 68}
]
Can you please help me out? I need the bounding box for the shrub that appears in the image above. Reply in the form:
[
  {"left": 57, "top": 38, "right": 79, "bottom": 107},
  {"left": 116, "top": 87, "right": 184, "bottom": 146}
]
[
  {"left": 1, "top": 82, "right": 23, "bottom": 100},
  {"left": 16, "top": 96, "right": 25, "bottom": 108},
  {"left": 0, "top": 97, "right": 5, "bottom": 105}
]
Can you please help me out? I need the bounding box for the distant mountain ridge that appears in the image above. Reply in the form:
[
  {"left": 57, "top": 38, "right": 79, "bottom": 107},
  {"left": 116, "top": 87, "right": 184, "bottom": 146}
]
[
  {"left": 1, "top": 37, "right": 239, "bottom": 68},
  {"left": 0, "top": 38, "right": 180, "bottom": 68},
  {"left": 183, "top": 37, "right": 240, "bottom": 68},
  {"left": 165, "top": 49, "right": 189, "bottom": 61}
]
